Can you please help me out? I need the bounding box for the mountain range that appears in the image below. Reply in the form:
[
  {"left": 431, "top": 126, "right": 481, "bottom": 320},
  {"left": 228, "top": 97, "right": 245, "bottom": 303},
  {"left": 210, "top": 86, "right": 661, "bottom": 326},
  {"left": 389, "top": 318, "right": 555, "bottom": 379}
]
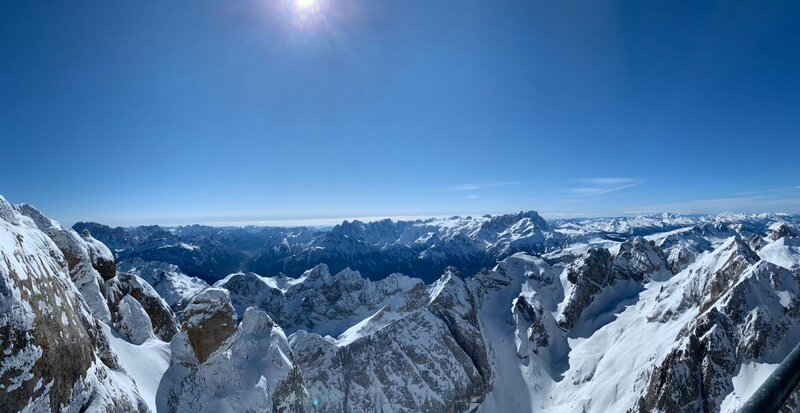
[{"left": 3, "top": 194, "right": 800, "bottom": 412}]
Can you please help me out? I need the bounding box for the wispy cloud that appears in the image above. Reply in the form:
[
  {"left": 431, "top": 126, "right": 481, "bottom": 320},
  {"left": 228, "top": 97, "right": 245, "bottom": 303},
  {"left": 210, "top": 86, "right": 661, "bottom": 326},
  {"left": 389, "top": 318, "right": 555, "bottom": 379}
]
[
  {"left": 568, "top": 177, "right": 644, "bottom": 197},
  {"left": 624, "top": 195, "right": 800, "bottom": 215},
  {"left": 735, "top": 186, "right": 800, "bottom": 196},
  {"left": 451, "top": 182, "right": 519, "bottom": 191},
  {"left": 465, "top": 194, "right": 483, "bottom": 199}
]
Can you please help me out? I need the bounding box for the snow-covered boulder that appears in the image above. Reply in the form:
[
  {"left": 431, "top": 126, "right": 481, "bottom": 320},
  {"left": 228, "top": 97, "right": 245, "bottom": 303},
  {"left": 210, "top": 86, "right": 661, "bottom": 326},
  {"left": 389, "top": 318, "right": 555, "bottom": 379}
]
[
  {"left": 117, "top": 295, "right": 156, "bottom": 345},
  {"left": 81, "top": 229, "right": 117, "bottom": 280}
]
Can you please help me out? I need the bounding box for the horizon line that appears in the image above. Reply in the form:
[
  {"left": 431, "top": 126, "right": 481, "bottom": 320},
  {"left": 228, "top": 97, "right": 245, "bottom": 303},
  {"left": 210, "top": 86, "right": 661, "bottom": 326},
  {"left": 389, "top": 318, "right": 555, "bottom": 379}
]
[{"left": 63, "top": 210, "right": 800, "bottom": 229}]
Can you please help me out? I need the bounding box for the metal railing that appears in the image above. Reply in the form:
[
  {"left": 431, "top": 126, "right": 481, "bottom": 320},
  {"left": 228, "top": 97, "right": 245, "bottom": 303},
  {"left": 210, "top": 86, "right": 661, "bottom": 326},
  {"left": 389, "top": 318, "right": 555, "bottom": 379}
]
[{"left": 738, "top": 342, "right": 800, "bottom": 413}]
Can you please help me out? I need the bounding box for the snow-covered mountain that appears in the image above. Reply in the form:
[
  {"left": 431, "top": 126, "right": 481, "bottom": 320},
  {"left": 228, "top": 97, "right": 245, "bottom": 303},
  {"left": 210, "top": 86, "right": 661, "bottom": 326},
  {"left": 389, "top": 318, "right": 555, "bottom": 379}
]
[
  {"left": 74, "top": 211, "right": 562, "bottom": 283},
  {"left": 4, "top": 195, "right": 800, "bottom": 412}
]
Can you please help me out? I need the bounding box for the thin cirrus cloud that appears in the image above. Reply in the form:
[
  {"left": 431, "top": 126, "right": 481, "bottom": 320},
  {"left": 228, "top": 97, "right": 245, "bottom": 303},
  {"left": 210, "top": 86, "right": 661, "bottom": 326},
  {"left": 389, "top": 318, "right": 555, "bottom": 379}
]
[
  {"left": 568, "top": 178, "right": 644, "bottom": 197},
  {"left": 623, "top": 194, "right": 800, "bottom": 215},
  {"left": 735, "top": 186, "right": 800, "bottom": 196},
  {"left": 451, "top": 182, "right": 519, "bottom": 191}
]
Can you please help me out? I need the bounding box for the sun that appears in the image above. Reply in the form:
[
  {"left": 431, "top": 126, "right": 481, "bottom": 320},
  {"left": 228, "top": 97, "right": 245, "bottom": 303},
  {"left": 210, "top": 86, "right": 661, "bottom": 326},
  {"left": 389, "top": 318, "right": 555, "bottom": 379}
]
[{"left": 294, "top": 0, "right": 317, "bottom": 11}]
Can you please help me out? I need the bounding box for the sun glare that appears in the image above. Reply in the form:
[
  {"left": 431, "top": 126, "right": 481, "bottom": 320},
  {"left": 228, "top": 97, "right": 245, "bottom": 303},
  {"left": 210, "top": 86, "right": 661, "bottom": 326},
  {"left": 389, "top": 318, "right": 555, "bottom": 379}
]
[
  {"left": 286, "top": 0, "right": 326, "bottom": 30},
  {"left": 294, "top": 0, "right": 317, "bottom": 12}
]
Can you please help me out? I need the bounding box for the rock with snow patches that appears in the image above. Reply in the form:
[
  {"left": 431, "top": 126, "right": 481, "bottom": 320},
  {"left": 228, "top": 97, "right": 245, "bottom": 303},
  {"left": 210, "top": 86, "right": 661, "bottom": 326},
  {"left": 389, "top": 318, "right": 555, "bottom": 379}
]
[
  {"left": 652, "top": 237, "right": 760, "bottom": 320},
  {"left": 180, "top": 288, "right": 238, "bottom": 363},
  {"left": 117, "top": 258, "right": 209, "bottom": 313},
  {"left": 557, "top": 236, "right": 670, "bottom": 332},
  {"left": 770, "top": 222, "right": 797, "bottom": 241},
  {"left": 216, "top": 263, "right": 425, "bottom": 336},
  {"left": 640, "top": 257, "right": 800, "bottom": 413},
  {"left": 158, "top": 302, "right": 307, "bottom": 412},
  {"left": 0, "top": 196, "right": 148, "bottom": 412},
  {"left": 647, "top": 226, "right": 715, "bottom": 274},
  {"left": 288, "top": 266, "right": 490, "bottom": 412},
  {"left": 14, "top": 203, "right": 113, "bottom": 323},
  {"left": 81, "top": 229, "right": 117, "bottom": 280},
  {"left": 106, "top": 271, "right": 180, "bottom": 342}
]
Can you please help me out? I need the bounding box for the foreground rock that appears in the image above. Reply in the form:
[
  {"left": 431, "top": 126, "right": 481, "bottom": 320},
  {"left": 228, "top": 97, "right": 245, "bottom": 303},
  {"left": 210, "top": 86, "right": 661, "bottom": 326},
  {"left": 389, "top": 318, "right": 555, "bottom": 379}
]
[
  {"left": 157, "top": 289, "right": 307, "bottom": 412},
  {"left": 0, "top": 196, "right": 148, "bottom": 412}
]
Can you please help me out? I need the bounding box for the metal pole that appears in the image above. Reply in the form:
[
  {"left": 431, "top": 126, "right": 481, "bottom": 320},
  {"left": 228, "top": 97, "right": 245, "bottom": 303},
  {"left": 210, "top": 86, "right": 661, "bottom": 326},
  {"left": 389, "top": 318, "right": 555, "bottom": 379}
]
[{"left": 738, "top": 342, "right": 800, "bottom": 413}]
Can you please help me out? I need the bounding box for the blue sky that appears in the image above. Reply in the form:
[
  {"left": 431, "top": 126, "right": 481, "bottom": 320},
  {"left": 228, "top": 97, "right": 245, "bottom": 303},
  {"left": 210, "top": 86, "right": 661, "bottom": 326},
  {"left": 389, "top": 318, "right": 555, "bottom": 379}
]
[{"left": 1, "top": 0, "right": 799, "bottom": 226}]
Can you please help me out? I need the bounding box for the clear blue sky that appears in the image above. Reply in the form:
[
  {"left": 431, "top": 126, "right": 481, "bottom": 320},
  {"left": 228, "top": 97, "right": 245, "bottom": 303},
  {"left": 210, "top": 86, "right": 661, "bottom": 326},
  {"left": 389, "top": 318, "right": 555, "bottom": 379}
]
[{"left": 1, "top": 0, "right": 799, "bottom": 226}]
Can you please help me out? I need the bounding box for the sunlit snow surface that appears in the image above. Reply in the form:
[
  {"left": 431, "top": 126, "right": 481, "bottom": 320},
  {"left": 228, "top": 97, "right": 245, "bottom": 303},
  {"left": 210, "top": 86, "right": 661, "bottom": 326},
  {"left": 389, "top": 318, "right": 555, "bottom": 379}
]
[{"left": 104, "top": 324, "right": 171, "bottom": 412}]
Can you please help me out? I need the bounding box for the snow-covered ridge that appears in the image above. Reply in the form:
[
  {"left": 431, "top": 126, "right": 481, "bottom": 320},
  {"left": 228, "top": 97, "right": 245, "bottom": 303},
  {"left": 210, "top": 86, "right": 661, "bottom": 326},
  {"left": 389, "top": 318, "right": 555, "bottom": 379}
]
[
  {"left": 4, "top": 194, "right": 800, "bottom": 413},
  {"left": 77, "top": 211, "right": 799, "bottom": 286},
  {"left": 75, "top": 210, "right": 562, "bottom": 283}
]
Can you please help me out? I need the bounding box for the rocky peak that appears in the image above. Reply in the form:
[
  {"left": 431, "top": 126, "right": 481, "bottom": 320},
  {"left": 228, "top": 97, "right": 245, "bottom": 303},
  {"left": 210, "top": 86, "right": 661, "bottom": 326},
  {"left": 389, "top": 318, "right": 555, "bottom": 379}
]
[
  {"left": 478, "top": 210, "right": 549, "bottom": 235},
  {"left": 181, "top": 288, "right": 237, "bottom": 363},
  {"left": 652, "top": 236, "right": 761, "bottom": 321},
  {"left": 160, "top": 305, "right": 308, "bottom": 412},
  {"left": 612, "top": 236, "right": 669, "bottom": 282},
  {"left": 640, "top": 256, "right": 799, "bottom": 413},
  {"left": 558, "top": 238, "right": 669, "bottom": 331},
  {"left": 557, "top": 247, "right": 614, "bottom": 330},
  {"left": 747, "top": 233, "right": 767, "bottom": 251},
  {"left": 770, "top": 222, "right": 797, "bottom": 241},
  {"left": 79, "top": 231, "right": 116, "bottom": 281}
]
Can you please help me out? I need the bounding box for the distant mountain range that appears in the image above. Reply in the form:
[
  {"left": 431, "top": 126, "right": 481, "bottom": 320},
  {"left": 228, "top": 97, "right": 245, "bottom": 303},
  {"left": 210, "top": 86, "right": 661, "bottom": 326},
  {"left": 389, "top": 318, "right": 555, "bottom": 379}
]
[
  {"left": 4, "top": 195, "right": 800, "bottom": 412},
  {"left": 73, "top": 211, "right": 799, "bottom": 283}
]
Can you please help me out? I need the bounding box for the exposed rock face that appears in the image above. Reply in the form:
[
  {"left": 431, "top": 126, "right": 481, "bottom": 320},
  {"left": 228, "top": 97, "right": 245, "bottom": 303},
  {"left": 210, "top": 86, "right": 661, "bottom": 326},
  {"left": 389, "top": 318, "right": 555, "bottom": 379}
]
[
  {"left": 640, "top": 260, "right": 800, "bottom": 413},
  {"left": 666, "top": 237, "right": 760, "bottom": 317},
  {"left": 557, "top": 248, "right": 614, "bottom": 331},
  {"left": 107, "top": 271, "right": 180, "bottom": 341},
  {"left": 289, "top": 267, "right": 491, "bottom": 412},
  {"left": 117, "top": 258, "right": 209, "bottom": 313},
  {"left": 217, "top": 264, "right": 424, "bottom": 335},
  {"left": 747, "top": 234, "right": 764, "bottom": 252},
  {"left": 158, "top": 306, "right": 308, "bottom": 412},
  {"left": 181, "top": 288, "right": 238, "bottom": 363},
  {"left": 0, "top": 196, "right": 148, "bottom": 412},
  {"left": 82, "top": 229, "right": 117, "bottom": 280},
  {"left": 14, "top": 203, "right": 113, "bottom": 323},
  {"left": 557, "top": 236, "right": 669, "bottom": 331},
  {"left": 771, "top": 222, "right": 798, "bottom": 241}
]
